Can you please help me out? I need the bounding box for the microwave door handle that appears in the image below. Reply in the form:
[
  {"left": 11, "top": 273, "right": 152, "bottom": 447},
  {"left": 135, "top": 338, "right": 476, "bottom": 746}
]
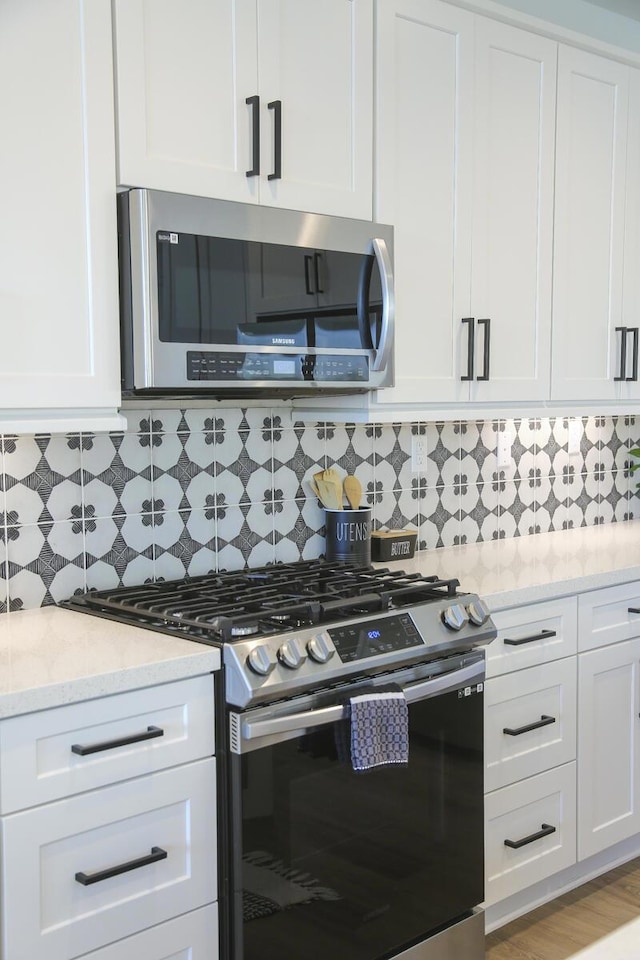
[
  {"left": 239, "top": 660, "right": 484, "bottom": 745},
  {"left": 370, "top": 237, "right": 395, "bottom": 372}
]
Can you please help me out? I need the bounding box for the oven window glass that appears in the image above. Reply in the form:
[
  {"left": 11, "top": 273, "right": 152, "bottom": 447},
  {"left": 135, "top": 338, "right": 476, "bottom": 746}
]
[
  {"left": 156, "top": 233, "right": 382, "bottom": 348},
  {"left": 227, "top": 686, "right": 483, "bottom": 960}
]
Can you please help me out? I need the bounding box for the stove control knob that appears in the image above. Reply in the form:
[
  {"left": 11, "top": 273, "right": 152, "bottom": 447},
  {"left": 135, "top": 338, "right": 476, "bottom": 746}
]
[
  {"left": 247, "top": 644, "right": 277, "bottom": 677},
  {"left": 467, "top": 598, "right": 490, "bottom": 627},
  {"left": 278, "top": 638, "right": 307, "bottom": 670},
  {"left": 307, "top": 634, "right": 335, "bottom": 664},
  {"left": 441, "top": 604, "right": 468, "bottom": 631}
]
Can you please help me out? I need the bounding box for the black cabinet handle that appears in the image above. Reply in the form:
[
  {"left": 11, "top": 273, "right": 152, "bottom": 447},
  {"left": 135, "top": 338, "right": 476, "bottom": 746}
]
[
  {"left": 614, "top": 326, "right": 627, "bottom": 381},
  {"left": 628, "top": 327, "right": 639, "bottom": 381},
  {"left": 461, "top": 318, "right": 475, "bottom": 380},
  {"left": 314, "top": 252, "right": 324, "bottom": 293},
  {"left": 629, "top": 608, "right": 640, "bottom": 615},
  {"left": 504, "top": 824, "right": 556, "bottom": 850},
  {"left": 503, "top": 628, "right": 557, "bottom": 646},
  {"left": 75, "top": 846, "right": 167, "bottom": 886},
  {"left": 71, "top": 725, "right": 164, "bottom": 757},
  {"left": 503, "top": 715, "right": 556, "bottom": 737},
  {"left": 304, "top": 255, "right": 314, "bottom": 295},
  {"left": 245, "top": 95, "right": 260, "bottom": 177},
  {"left": 477, "top": 317, "right": 491, "bottom": 381},
  {"left": 267, "top": 100, "right": 282, "bottom": 180}
]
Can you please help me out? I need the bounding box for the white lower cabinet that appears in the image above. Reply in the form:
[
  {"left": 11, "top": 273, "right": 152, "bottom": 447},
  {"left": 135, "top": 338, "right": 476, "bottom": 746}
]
[
  {"left": 485, "top": 657, "right": 576, "bottom": 793},
  {"left": 486, "top": 583, "right": 640, "bottom": 922},
  {"left": 484, "top": 598, "right": 578, "bottom": 910},
  {"left": 485, "top": 762, "right": 577, "bottom": 906},
  {"left": 0, "top": 676, "right": 218, "bottom": 960},
  {"left": 82, "top": 905, "right": 218, "bottom": 960},
  {"left": 577, "top": 636, "right": 640, "bottom": 860}
]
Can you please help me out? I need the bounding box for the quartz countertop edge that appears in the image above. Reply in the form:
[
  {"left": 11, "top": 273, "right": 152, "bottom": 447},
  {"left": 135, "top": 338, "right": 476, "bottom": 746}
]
[
  {"left": 0, "top": 606, "right": 220, "bottom": 719},
  {"left": 374, "top": 519, "right": 640, "bottom": 611}
]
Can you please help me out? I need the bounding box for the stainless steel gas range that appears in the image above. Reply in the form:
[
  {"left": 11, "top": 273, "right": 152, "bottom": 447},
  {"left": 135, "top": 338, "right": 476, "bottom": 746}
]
[{"left": 66, "top": 560, "right": 497, "bottom": 960}]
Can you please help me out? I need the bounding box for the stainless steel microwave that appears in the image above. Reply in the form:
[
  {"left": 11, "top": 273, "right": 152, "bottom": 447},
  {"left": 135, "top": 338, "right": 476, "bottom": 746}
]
[{"left": 118, "top": 189, "right": 395, "bottom": 398}]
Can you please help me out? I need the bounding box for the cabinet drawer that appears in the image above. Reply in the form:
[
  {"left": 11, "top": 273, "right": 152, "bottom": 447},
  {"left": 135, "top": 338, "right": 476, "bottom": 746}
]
[
  {"left": 578, "top": 582, "right": 640, "bottom": 652},
  {"left": 487, "top": 597, "right": 578, "bottom": 678},
  {"left": 485, "top": 658, "right": 576, "bottom": 792},
  {"left": 0, "top": 758, "right": 216, "bottom": 960},
  {"left": 82, "top": 904, "right": 218, "bottom": 960},
  {"left": 0, "top": 675, "right": 215, "bottom": 813},
  {"left": 485, "top": 762, "right": 576, "bottom": 906}
]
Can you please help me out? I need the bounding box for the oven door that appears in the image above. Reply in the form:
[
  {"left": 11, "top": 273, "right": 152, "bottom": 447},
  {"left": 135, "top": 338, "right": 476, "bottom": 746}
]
[{"left": 222, "top": 654, "right": 485, "bottom": 960}]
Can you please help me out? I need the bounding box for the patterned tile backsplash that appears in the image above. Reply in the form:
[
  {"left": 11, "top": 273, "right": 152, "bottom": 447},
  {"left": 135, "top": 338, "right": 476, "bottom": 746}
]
[{"left": 0, "top": 409, "right": 638, "bottom": 612}]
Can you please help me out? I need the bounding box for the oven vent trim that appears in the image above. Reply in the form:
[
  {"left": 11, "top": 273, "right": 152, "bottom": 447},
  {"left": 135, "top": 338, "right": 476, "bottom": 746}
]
[{"left": 229, "top": 712, "right": 241, "bottom": 755}]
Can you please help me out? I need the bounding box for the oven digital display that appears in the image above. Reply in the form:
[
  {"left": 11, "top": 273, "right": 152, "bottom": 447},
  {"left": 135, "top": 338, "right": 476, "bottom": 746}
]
[{"left": 328, "top": 613, "right": 425, "bottom": 662}]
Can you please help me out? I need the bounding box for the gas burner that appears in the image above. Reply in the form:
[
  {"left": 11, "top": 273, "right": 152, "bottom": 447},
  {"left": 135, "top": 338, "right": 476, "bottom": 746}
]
[
  {"left": 230, "top": 624, "right": 260, "bottom": 637},
  {"left": 64, "top": 559, "right": 463, "bottom": 646}
]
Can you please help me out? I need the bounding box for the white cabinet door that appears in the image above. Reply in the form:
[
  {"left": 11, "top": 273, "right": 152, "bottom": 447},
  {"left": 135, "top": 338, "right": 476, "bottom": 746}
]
[
  {"left": 1, "top": 759, "right": 217, "bottom": 960},
  {"left": 257, "top": 0, "right": 372, "bottom": 218},
  {"left": 620, "top": 66, "right": 640, "bottom": 401},
  {"left": 485, "top": 658, "right": 577, "bottom": 793},
  {"left": 0, "top": 0, "right": 122, "bottom": 430},
  {"left": 114, "top": 0, "right": 372, "bottom": 219},
  {"left": 113, "top": 0, "right": 259, "bottom": 203},
  {"left": 374, "top": 2, "right": 555, "bottom": 407},
  {"left": 82, "top": 905, "right": 218, "bottom": 960},
  {"left": 485, "top": 762, "right": 576, "bottom": 906},
  {"left": 551, "top": 45, "right": 629, "bottom": 402},
  {"left": 577, "top": 638, "right": 640, "bottom": 860},
  {"left": 375, "top": 0, "right": 474, "bottom": 405},
  {"left": 469, "top": 19, "right": 556, "bottom": 404}
]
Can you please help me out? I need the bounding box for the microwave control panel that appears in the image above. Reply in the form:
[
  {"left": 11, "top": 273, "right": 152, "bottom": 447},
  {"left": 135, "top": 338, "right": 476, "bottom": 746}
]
[{"left": 187, "top": 351, "right": 369, "bottom": 383}]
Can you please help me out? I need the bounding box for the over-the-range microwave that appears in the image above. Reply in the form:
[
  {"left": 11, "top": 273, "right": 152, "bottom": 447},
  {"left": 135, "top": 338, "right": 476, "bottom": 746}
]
[{"left": 118, "top": 189, "right": 395, "bottom": 398}]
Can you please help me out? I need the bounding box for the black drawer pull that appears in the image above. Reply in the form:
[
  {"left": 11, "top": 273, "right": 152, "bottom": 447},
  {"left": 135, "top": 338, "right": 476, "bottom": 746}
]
[
  {"left": 503, "top": 629, "right": 557, "bottom": 646},
  {"left": 267, "top": 99, "right": 282, "bottom": 180},
  {"left": 629, "top": 608, "right": 640, "bottom": 615},
  {"left": 71, "top": 725, "right": 164, "bottom": 756},
  {"left": 503, "top": 715, "right": 556, "bottom": 737},
  {"left": 245, "top": 94, "right": 260, "bottom": 177},
  {"left": 75, "top": 846, "right": 167, "bottom": 886},
  {"left": 504, "top": 823, "right": 556, "bottom": 850},
  {"left": 614, "top": 326, "right": 627, "bottom": 381},
  {"left": 461, "top": 317, "right": 475, "bottom": 381}
]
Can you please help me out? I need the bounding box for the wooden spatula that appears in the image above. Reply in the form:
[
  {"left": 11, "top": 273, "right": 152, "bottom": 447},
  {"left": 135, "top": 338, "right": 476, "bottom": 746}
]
[{"left": 343, "top": 475, "right": 362, "bottom": 510}]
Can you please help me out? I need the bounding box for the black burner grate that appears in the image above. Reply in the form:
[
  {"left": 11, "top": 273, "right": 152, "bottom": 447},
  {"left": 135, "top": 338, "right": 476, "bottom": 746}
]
[{"left": 66, "top": 560, "right": 460, "bottom": 643}]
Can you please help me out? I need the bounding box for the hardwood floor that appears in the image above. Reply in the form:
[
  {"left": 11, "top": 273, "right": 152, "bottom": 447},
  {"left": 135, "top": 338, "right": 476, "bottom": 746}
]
[{"left": 485, "top": 859, "right": 640, "bottom": 960}]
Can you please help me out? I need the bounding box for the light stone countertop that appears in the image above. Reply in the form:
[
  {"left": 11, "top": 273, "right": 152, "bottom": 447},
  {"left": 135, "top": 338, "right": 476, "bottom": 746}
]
[
  {"left": 380, "top": 519, "right": 640, "bottom": 610},
  {"left": 0, "top": 606, "right": 220, "bottom": 719}
]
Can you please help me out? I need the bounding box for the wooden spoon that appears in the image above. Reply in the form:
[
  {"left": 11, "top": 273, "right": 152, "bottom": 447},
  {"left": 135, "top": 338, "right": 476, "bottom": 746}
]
[{"left": 343, "top": 475, "right": 362, "bottom": 510}]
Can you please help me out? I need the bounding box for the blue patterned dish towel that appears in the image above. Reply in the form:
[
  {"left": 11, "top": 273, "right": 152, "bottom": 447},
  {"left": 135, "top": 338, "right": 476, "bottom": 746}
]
[{"left": 347, "top": 685, "right": 409, "bottom": 771}]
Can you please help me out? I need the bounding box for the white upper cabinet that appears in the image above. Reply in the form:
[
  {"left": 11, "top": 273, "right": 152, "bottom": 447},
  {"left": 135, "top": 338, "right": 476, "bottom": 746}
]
[
  {"left": 620, "top": 66, "right": 640, "bottom": 403},
  {"left": 551, "top": 46, "right": 629, "bottom": 403},
  {"left": 113, "top": 0, "right": 373, "bottom": 220},
  {"left": 0, "top": 0, "right": 123, "bottom": 433},
  {"left": 375, "top": 0, "right": 473, "bottom": 405},
  {"left": 469, "top": 18, "right": 556, "bottom": 404},
  {"left": 375, "top": 0, "right": 556, "bottom": 406}
]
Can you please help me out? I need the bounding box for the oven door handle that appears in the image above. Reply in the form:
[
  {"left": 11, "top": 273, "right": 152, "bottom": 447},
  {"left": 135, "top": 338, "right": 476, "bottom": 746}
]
[{"left": 239, "top": 660, "right": 484, "bottom": 744}]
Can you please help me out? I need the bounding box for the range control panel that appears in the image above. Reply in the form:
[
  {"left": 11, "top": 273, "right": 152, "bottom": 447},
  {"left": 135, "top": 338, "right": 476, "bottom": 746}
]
[{"left": 187, "top": 351, "right": 369, "bottom": 383}]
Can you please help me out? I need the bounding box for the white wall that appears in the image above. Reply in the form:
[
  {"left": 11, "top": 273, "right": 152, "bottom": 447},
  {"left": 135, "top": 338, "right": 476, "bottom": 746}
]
[{"left": 491, "top": 0, "right": 640, "bottom": 53}]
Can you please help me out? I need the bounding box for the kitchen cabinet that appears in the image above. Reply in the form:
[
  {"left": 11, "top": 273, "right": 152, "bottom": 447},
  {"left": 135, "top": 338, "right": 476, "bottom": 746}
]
[
  {"left": 551, "top": 46, "right": 634, "bottom": 403},
  {"left": 0, "top": 675, "right": 218, "bottom": 960},
  {"left": 113, "top": 0, "right": 373, "bottom": 220},
  {"left": 0, "top": 0, "right": 123, "bottom": 433},
  {"left": 484, "top": 598, "right": 578, "bottom": 906},
  {"left": 374, "top": 0, "right": 556, "bottom": 406},
  {"left": 577, "top": 584, "right": 640, "bottom": 860}
]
